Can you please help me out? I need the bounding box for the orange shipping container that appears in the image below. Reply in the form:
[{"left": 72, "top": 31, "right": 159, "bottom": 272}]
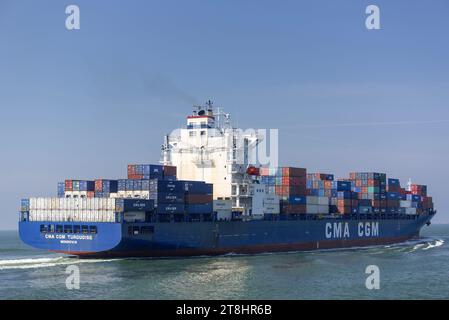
[
  {"left": 338, "top": 199, "right": 351, "bottom": 207},
  {"left": 281, "top": 167, "right": 307, "bottom": 177},
  {"left": 337, "top": 206, "right": 352, "bottom": 214}
]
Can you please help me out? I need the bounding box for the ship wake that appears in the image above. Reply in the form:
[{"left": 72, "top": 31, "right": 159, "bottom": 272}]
[{"left": 0, "top": 256, "right": 118, "bottom": 270}]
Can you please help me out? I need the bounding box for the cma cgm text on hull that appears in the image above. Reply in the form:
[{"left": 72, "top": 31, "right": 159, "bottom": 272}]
[{"left": 18, "top": 101, "right": 436, "bottom": 257}]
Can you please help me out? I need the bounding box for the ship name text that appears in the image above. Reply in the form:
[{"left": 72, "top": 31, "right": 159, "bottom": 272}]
[{"left": 325, "top": 222, "right": 379, "bottom": 239}]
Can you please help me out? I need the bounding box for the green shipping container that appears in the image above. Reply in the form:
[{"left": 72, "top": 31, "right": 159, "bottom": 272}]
[{"left": 368, "top": 186, "right": 379, "bottom": 193}]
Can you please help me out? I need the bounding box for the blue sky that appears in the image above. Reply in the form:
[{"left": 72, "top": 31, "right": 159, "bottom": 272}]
[{"left": 0, "top": 0, "right": 448, "bottom": 229}]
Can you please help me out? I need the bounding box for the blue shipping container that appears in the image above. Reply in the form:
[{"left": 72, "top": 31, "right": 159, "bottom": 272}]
[
  {"left": 79, "top": 180, "right": 95, "bottom": 192},
  {"left": 388, "top": 178, "right": 400, "bottom": 186},
  {"left": 126, "top": 180, "right": 134, "bottom": 191},
  {"left": 183, "top": 181, "right": 213, "bottom": 194},
  {"left": 21, "top": 199, "right": 30, "bottom": 211},
  {"left": 150, "top": 180, "right": 185, "bottom": 193},
  {"left": 103, "top": 180, "right": 118, "bottom": 193},
  {"left": 186, "top": 203, "right": 213, "bottom": 214},
  {"left": 387, "top": 192, "right": 400, "bottom": 200},
  {"left": 157, "top": 203, "right": 185, "bottom": 214},
  {"left": 155, "top": 192, "right": 185, "bottom": 204},
  {"left": 118, "top": 179, "right": 127, "bottom": 191},
  {"left": 116, "top": 199, "right": 154, "bottom": 212},
  {"left": 336, "top": 181, "right": 351, "bottom": 191},
  {"left": 288, "top": 195, "right": 307, "bottom": 205}
]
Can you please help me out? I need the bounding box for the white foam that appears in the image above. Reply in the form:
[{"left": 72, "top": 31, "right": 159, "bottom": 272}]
[
  {"left": 0, "top": 256, "right": 119, "bottom": 270},
  {"left": 422, "top": 239, "right": 444, "bottom": 251}
]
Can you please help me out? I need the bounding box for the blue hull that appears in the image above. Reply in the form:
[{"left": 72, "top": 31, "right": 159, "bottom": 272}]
[{"left": 19, "top": 214, "right": 434, "bottom": 258}]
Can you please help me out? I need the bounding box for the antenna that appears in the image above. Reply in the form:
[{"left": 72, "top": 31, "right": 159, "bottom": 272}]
[
  {"left": 161, "top": 135, "right": 171, "bottom": 165},
  {"left": 206, "top": 100, "right": 213, "bottom": 110},
  {"left": 407, "top": 178, "right": 412, "bottom": 192}
]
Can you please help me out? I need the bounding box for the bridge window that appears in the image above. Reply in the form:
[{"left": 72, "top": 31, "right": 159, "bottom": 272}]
[
  {"left": 81, "top": 225, "right": 89, "bottom": 234},
  {"left": 64, "top": 225, "right": 73, "bottom": 233},
  {"left": 56, "top": 225, "right": 63, "bottom": 233},
  {"left": 48, "top": 225, "right": 55, "bottom": 233},
  {"left": 89, "top": 226, "right": 97, "bottom": 234},
  {"left": 73, "top": 225, "right": 81, "bottom": 234},
  {"left": 40, "top": 225, "right": 48, "bottom": 233}
]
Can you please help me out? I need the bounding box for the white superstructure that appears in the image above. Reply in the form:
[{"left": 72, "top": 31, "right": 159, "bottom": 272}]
[{"left": 162, "top": 101, "right": 267, "bottom": 214}]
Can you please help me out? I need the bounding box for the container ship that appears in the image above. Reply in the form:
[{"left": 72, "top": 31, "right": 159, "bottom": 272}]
[{"left": 18, "top": 101, "right": 436, "bottom": 258}]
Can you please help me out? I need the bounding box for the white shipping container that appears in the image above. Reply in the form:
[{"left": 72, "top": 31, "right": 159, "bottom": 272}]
[
  {"left": 263, "top": 204, "right": 280, "bottom": 214},
  {"left": 108, "top": 199, "right": 115, "bottom": 210},
  {"left": 406, "top": 207, "right": 417, "bottom": 215},
  {"left": 117, "top": 191, "right": 127, "bottom": 198},
  {"left": 318, "top": 205, "right": 330, "bottom": 214},
  {"left": 213, "top": 200, "right": 232, "bottom": 211},
  {"left": 318, "top": 197, "right": 329, "bottom": 206},
  {"left": 59, "top": 198, "right": 65, "bottom": 209},
  {"left": 50, "top": 198, "right": 56, "bottom": 210},
  {"left": 30, "top": 198, "right": 36, "bottom": 210},
  {"left": 263, "top": 195, "right": 280, "bottom": 204},
  {"left": 306, "top": 204, "right": 319, "bottom": 214},
  {"left": 306, "top": 196, "right": 319, "bottom": 205},
  {"left": 400, "top": 200, "right": 412, "bottom": 208},
  {"left": 124, "top": 211, "right": 146, "bottom": 222},
  {"left": 216, "top": 209, "right": 232, "bottom": 221}
]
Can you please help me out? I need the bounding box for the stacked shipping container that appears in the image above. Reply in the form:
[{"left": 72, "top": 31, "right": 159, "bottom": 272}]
[
  {"left": 127, "top": 164, "right": 177, "bottom": 180},
  {"left": 259, "top": 169, "right": 434, "bottom": 216},
  {"left": 23, "top": 162, "right": 433, "bottom": 223},
  {"left": 260, "top": 167, "right": 307, "bottom": 214},
  {"left": 306, "top": 173, "right": 353, "bottom": 214}
]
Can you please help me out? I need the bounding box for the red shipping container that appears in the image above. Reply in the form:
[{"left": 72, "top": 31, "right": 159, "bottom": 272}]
[
  {"left": 163, "top": 165, "right": 177, "bottom": 176},
  {"left": 387, "top": 185, "right": 400, "bottom": 192},
  {"left": 282, "top": 204, "right": 306, "bottom": 214},
  {"left": 275, "top": 185, "right": 283, "bottom": 195},
  {"left": 283, "top": 185, "right": 306, "bottom": 196},
  {"left": 127, "top": 165, "right": 136, "bottom": 175},
  {"left": 281, "top": 177, "right": 306, "bottom": 186},
  {"left": 95, "top": 180, "right": 103, "bottom": 192},
  {"left": 87, "top": 191, "right": 95, "bottom": 198},
  {"left": 387, "top": 200, "right": 400, "bottom": 207},
  {"left": 185, "top": 194, "right": 213, "bottom": 204},
  {"left": 128, "top": 174, "right": 144, "bottom": 180},
  {"left": 337, "top": 206, "right": 352, "bottom": 214},
  {"left": 281, "top": 167, "right": 306, "bottom": 177},
  {"left": 65, "top": 180, "right": 73, "bottom": 192},
  {"left": 372, "top": 200, "right": 381, "bottom": 207}
]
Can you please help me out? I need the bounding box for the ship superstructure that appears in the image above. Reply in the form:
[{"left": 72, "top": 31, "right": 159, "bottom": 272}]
[{"left": 162, "top": 101, "right": 264, "bottom": 215}]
